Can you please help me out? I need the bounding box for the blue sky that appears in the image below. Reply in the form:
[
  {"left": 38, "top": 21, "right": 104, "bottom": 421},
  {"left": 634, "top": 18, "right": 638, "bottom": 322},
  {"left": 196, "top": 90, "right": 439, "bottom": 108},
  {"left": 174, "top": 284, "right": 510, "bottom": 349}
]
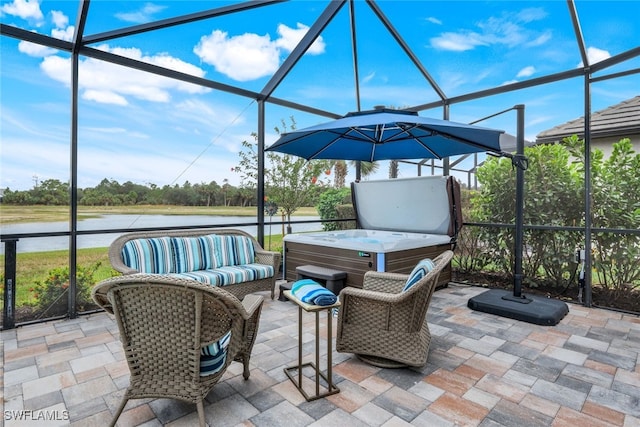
[{"left": 1, "top": 0, "right": 639, "bottom": 191}]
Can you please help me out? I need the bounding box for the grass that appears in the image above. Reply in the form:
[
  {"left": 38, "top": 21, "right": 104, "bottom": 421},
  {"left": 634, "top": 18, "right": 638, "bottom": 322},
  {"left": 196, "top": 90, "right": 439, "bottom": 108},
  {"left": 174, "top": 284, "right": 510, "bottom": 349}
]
[
  {"left": 0, "top": 205, "right": 319, "bottom": 224},
  {"left": 2, "top": 234, "right": 285, "bottom": 308}
]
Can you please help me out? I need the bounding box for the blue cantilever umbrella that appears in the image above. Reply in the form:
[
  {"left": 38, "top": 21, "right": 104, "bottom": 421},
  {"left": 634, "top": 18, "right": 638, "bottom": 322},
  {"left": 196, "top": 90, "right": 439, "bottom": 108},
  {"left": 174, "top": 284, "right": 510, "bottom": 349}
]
[{"left": 266, "top": 108, "right": 517, "bottom": 161}]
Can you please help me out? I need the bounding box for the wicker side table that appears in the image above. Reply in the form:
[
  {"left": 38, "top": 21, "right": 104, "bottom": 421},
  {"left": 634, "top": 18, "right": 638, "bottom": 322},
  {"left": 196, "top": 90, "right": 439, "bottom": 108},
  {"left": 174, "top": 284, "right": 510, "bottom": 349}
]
[{"left": 283, "top": 290, "right": 341, "bottom": 401}]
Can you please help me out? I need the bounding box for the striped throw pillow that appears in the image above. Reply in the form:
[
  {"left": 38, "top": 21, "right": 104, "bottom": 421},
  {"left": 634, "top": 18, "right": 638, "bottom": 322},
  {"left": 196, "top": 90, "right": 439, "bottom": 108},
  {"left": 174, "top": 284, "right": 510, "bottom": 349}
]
[
  {"left": 215, "top": 235, "right": 255, "bottom": 267},
  {"left": 121, "top": 237, "right": 174, "bottom": 274},
  {"left": 402, "top": 258, "right": 436, "bottom": 292},
  {"left": 200, "top": 331, "right": 231, "bottom": 376},
  {"left": 171, "top": 235, "right": 218, "bottom": 272}
]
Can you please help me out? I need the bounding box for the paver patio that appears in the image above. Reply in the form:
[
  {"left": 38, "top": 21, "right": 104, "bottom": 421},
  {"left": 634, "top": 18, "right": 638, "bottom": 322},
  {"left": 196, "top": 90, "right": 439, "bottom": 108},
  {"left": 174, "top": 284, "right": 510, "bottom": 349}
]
[{"left": 2, "top": 282, "right": 639, "bottom": 426}]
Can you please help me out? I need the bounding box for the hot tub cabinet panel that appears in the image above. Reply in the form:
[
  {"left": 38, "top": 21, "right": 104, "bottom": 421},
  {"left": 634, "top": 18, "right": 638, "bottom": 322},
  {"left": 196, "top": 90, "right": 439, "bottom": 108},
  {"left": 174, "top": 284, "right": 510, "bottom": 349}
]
[{"left": 284, "top": 240, "right": 452, "bottom": 289}]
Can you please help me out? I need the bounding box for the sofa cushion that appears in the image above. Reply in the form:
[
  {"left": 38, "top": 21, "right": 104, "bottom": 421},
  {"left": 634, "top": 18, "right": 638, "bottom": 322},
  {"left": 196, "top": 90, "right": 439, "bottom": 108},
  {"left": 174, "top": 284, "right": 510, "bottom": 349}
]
[
  {"left": 121, "top": 237, "right": 175, "bottom": 274},
  {"left": 200, "top": 330, "right": 231, "bottom": 376},
  {"left": 215, "top": 235, "right": 256, "bottom": 267},
  {"left": 170, "top": 264, "right": 274, "bottom": 287},
  {"left": 171, "top": 235, "right": 219, "bottom": 273},
  {"left": 402, "top": 258, "right": 436, "bottom": 292}
]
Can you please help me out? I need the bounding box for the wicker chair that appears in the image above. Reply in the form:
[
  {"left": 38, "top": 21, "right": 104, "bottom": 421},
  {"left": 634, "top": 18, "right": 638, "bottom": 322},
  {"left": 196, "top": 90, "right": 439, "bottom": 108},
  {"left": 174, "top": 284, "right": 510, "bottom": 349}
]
[
  {"left": 336, "top": 250, "right": 454, "bottom": 368},
  {"left": 92, "top": 274, "right": 264, "bottom": 427}
]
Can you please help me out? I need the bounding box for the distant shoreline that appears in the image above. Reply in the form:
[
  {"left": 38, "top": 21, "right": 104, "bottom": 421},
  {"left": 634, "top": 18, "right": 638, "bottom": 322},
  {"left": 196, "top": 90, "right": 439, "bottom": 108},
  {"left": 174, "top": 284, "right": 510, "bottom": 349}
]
[{"left": 0, "top": 205, "right": 319, "bottom": 225}]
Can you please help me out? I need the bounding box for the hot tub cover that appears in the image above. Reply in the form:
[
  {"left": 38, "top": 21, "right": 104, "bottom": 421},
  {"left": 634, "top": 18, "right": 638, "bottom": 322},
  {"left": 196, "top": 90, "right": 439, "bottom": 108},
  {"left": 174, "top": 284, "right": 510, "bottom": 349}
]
[{"left": 351, "top": 176, "right": 462, "bottom": 238}]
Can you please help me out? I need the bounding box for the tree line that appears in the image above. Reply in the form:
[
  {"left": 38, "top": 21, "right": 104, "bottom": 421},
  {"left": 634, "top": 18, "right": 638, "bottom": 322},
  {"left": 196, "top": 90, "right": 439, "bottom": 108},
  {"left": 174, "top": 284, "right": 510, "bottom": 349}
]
[{"left": 1, "top": 178, "right": 263, "bottom": 207}]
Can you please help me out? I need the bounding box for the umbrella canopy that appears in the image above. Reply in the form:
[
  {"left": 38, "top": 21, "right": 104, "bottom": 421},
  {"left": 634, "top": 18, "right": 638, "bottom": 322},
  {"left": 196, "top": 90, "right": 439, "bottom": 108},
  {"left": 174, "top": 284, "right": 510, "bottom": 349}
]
[{"left": 266, "top": 108, "right": 517, "bottom": 161}]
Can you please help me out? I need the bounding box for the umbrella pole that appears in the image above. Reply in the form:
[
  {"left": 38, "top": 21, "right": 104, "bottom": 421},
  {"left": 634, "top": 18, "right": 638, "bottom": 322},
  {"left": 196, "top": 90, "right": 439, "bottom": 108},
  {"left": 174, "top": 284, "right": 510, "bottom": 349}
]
[
  {"left": 467, "top": 104, "right": 569, "bottom": 325},
  {"left": 512, "top": 104, "right": 526, "bottom": 299},
  {"left": 502, "top": 104, "right": 529, "bottom": 302}
]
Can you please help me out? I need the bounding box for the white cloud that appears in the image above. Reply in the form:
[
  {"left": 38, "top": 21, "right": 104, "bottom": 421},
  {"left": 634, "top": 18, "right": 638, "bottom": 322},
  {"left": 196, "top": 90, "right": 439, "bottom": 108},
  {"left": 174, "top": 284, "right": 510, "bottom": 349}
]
[
  {"left": 194, "top": 30, "right": 280, "bottom": 81},
  {"left": 430, "top": 8, "right": 551, "bottom": 52},
  {"left": 1, "top": 0, "right": 44, "bottom": 22},
  {"left": 18, "top": 39, "right": 56, "bottom": 56},
  {"left": 275, "top": 23, "right": 326, "bottom": 54},
  {"left": 50, "top": 10, "right": 67, "bottom": 28},
  {"left": 430, "top": 31, "right": 487, "bottom": 52},
  {"left": 362, "top": 72, "right": 376, "bottom": 84},
  {"left": 426, "top": 17, "right": 442, "bottom": 25},
  {"left": 579, "top": 46, "right": 611, "bottom": 66},
  {"left": 526, "top": 31, "right": 552, "bottom": 47},
  {"left": 51, "top": 25, "right": 74, "bottom": 41},
  {"left": 516, "top": 66, "right": 535, "bottom": 78},
  {"left": 83, "top": 90, "right": 129, "bottom": 106},
  {"left": 115, "top": 3, "right": 167, "bottom": 24},
  {"left": 516, "top": 7, "right": 547, "bottom": 23},
  {"left": 39, "top": 45, "right": 209, "bottom": 105},
  {"left": 194, "top": 24, "right": 325, "bottom": 82},
  {"left": 15, "top": 10, "right": 72, "bottom": 57}
]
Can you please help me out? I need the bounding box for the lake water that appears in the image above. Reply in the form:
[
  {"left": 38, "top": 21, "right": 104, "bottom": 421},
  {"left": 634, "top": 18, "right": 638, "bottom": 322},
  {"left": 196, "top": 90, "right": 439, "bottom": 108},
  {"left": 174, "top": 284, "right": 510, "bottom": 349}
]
[{"left": 0, "top": 214, "right": 323, "bottom": 254}]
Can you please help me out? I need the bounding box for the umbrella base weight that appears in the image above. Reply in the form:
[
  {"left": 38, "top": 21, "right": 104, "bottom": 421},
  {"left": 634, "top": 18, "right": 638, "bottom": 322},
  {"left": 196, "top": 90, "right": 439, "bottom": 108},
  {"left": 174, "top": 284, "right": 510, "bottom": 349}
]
[
  {"left": 501, "top": 294, "right": 533, "bottom": 304},
  {"left": 468, "top": 289, "right": 568, "bottom": 326}
]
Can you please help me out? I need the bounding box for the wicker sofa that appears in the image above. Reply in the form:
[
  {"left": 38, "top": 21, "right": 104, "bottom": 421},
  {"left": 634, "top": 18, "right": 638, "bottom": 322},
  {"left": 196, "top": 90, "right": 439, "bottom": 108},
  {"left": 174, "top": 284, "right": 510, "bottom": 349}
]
[{"left": 108, "top": 228, "right": 281, "bottom": 300}]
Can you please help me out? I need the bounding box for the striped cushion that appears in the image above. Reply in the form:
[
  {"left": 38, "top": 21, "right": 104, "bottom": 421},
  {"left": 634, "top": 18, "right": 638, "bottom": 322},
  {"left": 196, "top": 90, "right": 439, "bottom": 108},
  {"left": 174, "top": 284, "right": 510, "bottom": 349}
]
[
  {"left": 121, "top": 237, "right": 174, "bottom": 274},
  {"left": 402, "top": 258, "right": 436, "bottom": 292},
  {"left": 171, "top": 235, "right": 218, "bottom": 273},
  {"left": 215, "top": 235, "right": 256, "bottom": 267},
  {"left": 200, "top": 331, "right": 231, "bottom": 376},
  {"left": 170, "top": 264, "right": 274, "bottom": 287},
  {"left": 291, "top": 279, "right": 338, "bottom": 306}
]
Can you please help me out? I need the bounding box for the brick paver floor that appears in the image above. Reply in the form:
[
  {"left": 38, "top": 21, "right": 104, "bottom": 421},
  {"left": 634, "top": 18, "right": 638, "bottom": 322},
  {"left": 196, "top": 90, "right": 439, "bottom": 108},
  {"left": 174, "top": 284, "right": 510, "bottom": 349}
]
[{"left": 2, "top": 283, "right": 639, "bottom": 426}]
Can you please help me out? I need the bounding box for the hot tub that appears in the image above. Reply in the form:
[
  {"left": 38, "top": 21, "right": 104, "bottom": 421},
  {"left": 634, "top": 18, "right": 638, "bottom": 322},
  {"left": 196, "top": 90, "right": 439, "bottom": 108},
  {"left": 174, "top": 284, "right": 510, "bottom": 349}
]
[{"left": 283, "top": 176, "right": 462, "bottom": 289}]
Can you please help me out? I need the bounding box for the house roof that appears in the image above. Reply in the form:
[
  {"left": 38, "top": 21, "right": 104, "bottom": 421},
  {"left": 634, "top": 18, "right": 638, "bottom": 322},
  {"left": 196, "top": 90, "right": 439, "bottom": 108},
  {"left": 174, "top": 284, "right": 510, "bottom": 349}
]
[{"left": 536, "top": 95, "right": 640, "bottom": 143}]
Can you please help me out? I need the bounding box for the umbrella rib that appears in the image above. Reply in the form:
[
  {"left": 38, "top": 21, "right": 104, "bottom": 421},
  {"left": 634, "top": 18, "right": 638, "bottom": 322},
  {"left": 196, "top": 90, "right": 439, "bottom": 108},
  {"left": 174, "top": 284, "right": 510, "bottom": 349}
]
[
  {"left": 432, "top": 129, "right": 505, "bottom": 155},
  {"left": 393, "top": 123, "right": 442, "bottom": 159},
  {"left": 398, "top": 122, "right": 505, "bottom": 158},
  {"left": 307, "top": 130, "right": 361, "bottom": 159}
]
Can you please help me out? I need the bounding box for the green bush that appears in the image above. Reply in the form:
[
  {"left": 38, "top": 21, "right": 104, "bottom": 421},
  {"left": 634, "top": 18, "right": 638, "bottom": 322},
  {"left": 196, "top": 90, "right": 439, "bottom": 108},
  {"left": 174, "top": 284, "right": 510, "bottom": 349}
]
[
  {"left": 566, "top": 136, "right": 640, "bottom": 290},
  {"left": 465, "top": 137, "right": 640, "bottom": 292},
  {"left": 317, "top": 187, "right": 352, "bottom": 231},
  {"left": 471, "top": 143, "right": 584, "bottom": 288},
  {"left": 30, "top": 262, "right": 101, "bottom": 318}
]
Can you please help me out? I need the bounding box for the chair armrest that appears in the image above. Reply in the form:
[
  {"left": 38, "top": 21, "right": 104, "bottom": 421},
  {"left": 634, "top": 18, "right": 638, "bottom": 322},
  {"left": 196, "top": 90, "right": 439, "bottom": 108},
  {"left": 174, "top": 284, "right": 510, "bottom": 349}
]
[
  {"left": 91, "top": 285, "right": 114, "bottom": 314},
  {"left": 108, "top": 247, "right": 139, "bottom": 274},
  {"left": 255, "top": 249, "right": 281, "bottom": 269},
  {"left": 362, "top": 271, "right": 408, "bottom": 294},
  {"left": 241, "top": 294, "right": 265, "bottom": 319}
]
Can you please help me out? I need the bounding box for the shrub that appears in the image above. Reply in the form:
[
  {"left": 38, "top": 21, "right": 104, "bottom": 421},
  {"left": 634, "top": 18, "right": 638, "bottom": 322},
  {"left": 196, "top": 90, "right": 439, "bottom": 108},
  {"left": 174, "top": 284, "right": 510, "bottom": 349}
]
[
  {"left": 30, "top": 262, "right": 101, "bottom": 318},
  {"left": 473, "top": 143, "right": 583, "bottom": 287},
  {"left": 566, "top": 136, "right": 640, "bottom": 290},
  {"left": 317, "top": 187, "right": 352, "bottom": 231}
]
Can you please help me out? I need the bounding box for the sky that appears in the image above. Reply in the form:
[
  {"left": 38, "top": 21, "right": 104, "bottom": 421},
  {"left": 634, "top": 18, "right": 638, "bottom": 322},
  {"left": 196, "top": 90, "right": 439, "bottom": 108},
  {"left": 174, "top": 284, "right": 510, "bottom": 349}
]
[{"left": 1, "top": 0, "right": 639, "bottom": 192}]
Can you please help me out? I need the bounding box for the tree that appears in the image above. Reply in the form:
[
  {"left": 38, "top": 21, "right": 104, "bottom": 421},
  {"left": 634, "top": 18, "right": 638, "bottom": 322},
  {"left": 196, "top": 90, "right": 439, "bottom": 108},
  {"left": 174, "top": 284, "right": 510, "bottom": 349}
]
[
  {"left": 235, "top": 119, "right": 330, "bottom": 228},
  {"left": 389, "top": 160, "right": 399, "bottom": 178}
]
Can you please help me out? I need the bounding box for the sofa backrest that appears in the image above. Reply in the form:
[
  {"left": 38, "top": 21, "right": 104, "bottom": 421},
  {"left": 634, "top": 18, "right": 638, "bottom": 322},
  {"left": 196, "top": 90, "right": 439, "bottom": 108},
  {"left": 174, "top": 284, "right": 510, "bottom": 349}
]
[{"left": 120, "top": 234, "right": 256, "bottom": 274}]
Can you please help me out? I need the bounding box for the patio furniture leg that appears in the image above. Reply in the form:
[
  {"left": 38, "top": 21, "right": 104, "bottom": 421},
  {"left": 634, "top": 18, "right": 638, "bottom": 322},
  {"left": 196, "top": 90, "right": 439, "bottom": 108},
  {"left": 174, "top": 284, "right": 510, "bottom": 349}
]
[
  {"left": 110, "top": 397, "right": 128, "bottom": 427},
  {"left": 197, "top": 399, "right": 206, "bottom": 427},
  {"left": 243, "top": 353, "right": 250, "bottom": 380}
]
